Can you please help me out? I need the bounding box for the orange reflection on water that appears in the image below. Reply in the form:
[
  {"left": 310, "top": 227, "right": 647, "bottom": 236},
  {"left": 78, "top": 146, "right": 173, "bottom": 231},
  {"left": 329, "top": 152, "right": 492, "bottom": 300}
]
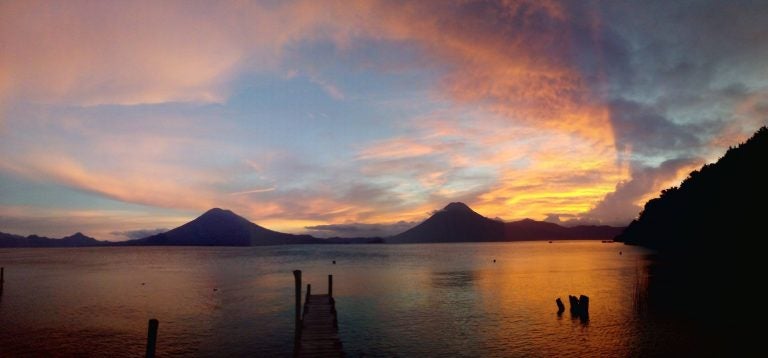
[
  {"left": 1, "top": 242, "right": 654, "bottom": 356},
  {"left": 473, "top": 241, "right": 643, "bottom": 356}
]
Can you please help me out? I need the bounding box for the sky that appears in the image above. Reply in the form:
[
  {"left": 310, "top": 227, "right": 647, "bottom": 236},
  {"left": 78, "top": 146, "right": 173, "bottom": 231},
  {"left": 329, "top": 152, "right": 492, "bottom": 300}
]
[{"left": 1, "top": 0, "right": 767, "bottom": 240}]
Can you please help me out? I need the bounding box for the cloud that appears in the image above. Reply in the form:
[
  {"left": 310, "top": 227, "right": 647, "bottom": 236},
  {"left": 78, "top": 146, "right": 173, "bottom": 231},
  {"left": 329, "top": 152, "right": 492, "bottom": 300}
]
[
  {"left": 305, "top": 221, "right": 415, "bottom": 238},
  {"left": 574, "top": 158, "right": 703, "bottom": 225},
  {"left": 307, "top": 75, "right": 345, "bottom": 100},
  {"left": 110, "top": 228, "right": 168, "bottom": 240},
  {"left": 0, "top": 1, "right": 248, "bottom": 107},
  {"left": 229, "top": 187, "right": 276, "bottom": 196},
  {"left": 358, "top": 137, "right": 437, "bottom": 160},
  {"left": 608, "top": 99, "right": 703, "bottom": 157}
]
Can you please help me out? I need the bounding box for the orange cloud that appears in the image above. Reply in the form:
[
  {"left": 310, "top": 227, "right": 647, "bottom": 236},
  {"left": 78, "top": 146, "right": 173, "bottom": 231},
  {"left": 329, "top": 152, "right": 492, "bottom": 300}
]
[{"left": 358, "top": 137, "right": 437, "bottom": 160}]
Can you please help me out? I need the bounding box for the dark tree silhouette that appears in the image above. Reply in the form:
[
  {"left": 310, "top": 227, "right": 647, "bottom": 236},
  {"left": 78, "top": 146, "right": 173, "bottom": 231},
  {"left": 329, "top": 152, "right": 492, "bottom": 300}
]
[
  {"left": 616, "top": 126, "right": 768, "bottom": 253},
  {"left": 615, "top": 126, "right": 768, "bottom": 352}
]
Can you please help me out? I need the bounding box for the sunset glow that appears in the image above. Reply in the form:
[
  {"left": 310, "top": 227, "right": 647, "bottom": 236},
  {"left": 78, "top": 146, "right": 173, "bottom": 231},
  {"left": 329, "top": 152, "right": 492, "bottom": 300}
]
[{"left": 2, "top": 0, "right": 766, "bottom": 239}]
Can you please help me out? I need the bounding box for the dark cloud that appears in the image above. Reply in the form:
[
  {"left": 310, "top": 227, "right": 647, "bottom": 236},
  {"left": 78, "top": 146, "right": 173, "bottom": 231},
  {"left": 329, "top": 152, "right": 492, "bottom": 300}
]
[
  {"left": 546, "top": 0, "right": 768, "bottom": 224},
  {"left": 305, "top": 221, "right": 415, "bottom": 238},
  {"left": 576, "top": 0, "right": 768, "bottom": 145},
  {"left": 110, "top": 228, "right": 167, "bottom": 240},
  {"left": 608, "top": 98, "right": 703, "bottom": 156}
]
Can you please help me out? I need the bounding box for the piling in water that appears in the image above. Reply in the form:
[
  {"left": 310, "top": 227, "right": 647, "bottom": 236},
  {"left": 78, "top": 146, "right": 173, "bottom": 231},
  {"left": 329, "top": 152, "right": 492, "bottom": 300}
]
[
  {"left": 556, "top": 298, "right": 565, "bottom": 314},
  {"left": 579, "top": 295, "right": 589, "bottom": 319},
  {"left": 328, "top": 274, "right": 333, "bottom": 298},
  {"left": 565, "top": 294, "right": 590, "bottom": 322},
  {"left": 303, "top": 284, "right": 311, "bottom": 318},
  {"left": 145, "top": 318, "right": 158, "bottom": 358},
  {"left": 293, "top": 270, "right": 302, "bottom": 345},
  {"left": 568, "top": 295, "right": 579, "bottom": 314}
]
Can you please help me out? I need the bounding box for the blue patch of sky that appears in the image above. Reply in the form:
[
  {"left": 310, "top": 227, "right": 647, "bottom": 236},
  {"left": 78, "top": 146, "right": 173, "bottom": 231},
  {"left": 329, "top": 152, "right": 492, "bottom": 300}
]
[{"left": 226, "top": 37, "right": 445, "bottom": 156}]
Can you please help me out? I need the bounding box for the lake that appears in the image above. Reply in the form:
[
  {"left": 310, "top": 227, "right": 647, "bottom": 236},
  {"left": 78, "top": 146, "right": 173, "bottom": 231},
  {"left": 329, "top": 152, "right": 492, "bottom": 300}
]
[{"left": 0, "top": 241, "right": 710, "bottom": 356}]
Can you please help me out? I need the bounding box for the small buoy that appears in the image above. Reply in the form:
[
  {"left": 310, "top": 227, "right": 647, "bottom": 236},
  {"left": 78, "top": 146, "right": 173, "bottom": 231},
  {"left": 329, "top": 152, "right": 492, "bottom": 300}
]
[
  {"left": 213, "top": 288, "right": 218, "bottom": 291},
  {"left": 141, "top": 283, "right": 145, "bottom": 285},
  {"left": 619, "top": 251, "right": 622, "bottom": 255},
  {"left": 493, "top": 259, "right": 496, "bottom": 263},
  {"left": 332, "top": 260, "right": 336, "bottom": 264}
]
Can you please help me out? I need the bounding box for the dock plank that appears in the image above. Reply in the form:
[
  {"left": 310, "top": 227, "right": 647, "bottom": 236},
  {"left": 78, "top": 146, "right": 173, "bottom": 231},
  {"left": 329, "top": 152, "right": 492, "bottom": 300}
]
[{"left": 296, "top": 293, "right": 343, "bottom": 357}]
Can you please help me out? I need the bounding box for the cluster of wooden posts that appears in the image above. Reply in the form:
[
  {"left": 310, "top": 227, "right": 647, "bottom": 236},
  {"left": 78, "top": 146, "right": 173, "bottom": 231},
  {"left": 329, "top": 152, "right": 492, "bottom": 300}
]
[{"left": 556, "top": 294, "right": 590, "bottom": 322}]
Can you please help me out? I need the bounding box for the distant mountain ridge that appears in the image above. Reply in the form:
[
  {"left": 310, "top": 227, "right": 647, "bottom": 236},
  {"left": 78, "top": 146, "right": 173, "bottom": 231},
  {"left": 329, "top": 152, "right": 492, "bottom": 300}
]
[
  {"left": 2, "top": 204, "right": 624, "bottom": 248},
  {"left": 616, "top": 126, "right": 768, "bottom": 251},
  {"left": 0, "top": 231, "right": 105, "bottom": 247},
  {"left": 387, "top": 202, "right": 623, "bottom": 243}
]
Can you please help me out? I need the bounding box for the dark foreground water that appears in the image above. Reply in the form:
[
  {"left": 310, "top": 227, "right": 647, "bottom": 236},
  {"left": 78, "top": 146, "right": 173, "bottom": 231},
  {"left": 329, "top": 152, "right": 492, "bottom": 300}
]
[{"left": 0, "top": 242, "right": 718, "bottom": 356}]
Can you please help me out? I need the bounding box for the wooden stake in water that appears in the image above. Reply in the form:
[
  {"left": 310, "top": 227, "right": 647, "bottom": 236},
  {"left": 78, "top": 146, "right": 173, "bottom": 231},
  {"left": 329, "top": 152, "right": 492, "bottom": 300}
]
[
  {"left": 328, "top": 274, "right": 333, "bottom": 298},
  {"left": 145, "top": 318, "right": 159, "bottom": 358},
  {"left": 293, "top": 270, "right": 302, "bottom": 344}
]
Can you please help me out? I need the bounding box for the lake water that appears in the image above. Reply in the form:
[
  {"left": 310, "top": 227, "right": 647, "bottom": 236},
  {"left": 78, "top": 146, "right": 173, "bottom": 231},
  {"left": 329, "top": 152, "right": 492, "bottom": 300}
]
[{"left": 0, "top": 242, "right": 710, "bottom": 356}]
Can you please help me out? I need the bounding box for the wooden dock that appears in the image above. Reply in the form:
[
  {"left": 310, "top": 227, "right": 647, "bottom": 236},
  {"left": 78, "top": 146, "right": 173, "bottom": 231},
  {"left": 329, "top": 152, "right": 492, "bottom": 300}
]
[{"left": 293, "top": 271, "right": 344, "bottom": 357}]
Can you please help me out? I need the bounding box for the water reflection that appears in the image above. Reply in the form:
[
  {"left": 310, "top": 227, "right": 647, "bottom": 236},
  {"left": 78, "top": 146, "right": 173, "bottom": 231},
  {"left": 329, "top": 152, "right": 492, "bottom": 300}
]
[
  {"left": 431, "top": 271, "right": 476, "bottom": 288},
  {"left": 0, "top": 242, "right": 725, "bottom": 357}
]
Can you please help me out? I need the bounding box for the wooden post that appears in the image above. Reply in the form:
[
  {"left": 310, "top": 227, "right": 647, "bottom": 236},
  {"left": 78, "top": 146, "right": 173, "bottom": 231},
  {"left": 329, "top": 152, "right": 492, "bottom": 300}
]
[
  {"left": 145, "top": 318, "right": 158, "bottom": 358},
  {"left": 328, "top": 274, "right": 333, "bottom": 298},
  {"left": 303, "top": 284, "right": 311, "bottom": 317},
  {"left": 293, "top": 270, "right": 302, "bottom": 344},
  {"left": 556, "top": 298, "right": 565, "bottom": 314},
  {"left": 568, "top": 295, "right": 579, "bottom": 315},
  {"left": 579, "top": 295, "right": 589, "bottom": 318},
  {"left": 1, "top": 267, "right": 4, "bottom": 284}
]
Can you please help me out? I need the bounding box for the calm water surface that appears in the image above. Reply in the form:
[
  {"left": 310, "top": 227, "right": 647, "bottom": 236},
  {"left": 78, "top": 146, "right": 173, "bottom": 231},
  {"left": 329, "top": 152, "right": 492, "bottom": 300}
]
[{"left": 0, "top": 242, "right": 694, "bottom": 356}]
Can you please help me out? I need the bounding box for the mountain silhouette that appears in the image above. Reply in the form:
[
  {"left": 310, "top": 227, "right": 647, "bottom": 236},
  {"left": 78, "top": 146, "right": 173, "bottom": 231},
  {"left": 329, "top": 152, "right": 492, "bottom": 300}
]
[
  {"left": 616, "top": 126, "right": 768, "bottom": 251},
  {"left": 388, "top": 202, "right": 505, "bottom": 243},
  {"left": 505, "top": 218, "right": 568, "bottom": 240},
  {"left": 388, "top": 202, "right": 623, "bottom": 243},
  {"left": 127, "top": 208, "right": 318, "bottom": 246},
  {"left": 0, "top": 231, "right": 104, "bottom": 247},
  {"left": 504, "top": 219, "right": 622, "bottom": 240}
]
